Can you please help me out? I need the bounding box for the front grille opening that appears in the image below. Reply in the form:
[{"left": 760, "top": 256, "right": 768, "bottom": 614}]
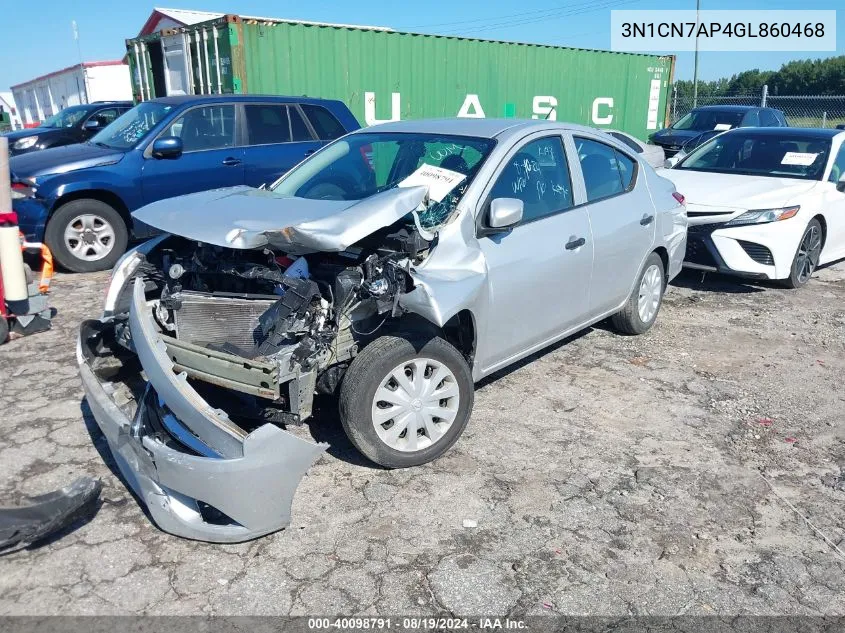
[
  {"left": 685, "top": 237, "right": 718, "bottom": 267},
  {"left": 738, "top": 240, "right": 775, "bottom": 266}
]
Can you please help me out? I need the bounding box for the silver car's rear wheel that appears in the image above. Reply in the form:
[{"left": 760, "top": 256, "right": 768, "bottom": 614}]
[
  {"left": 371, "top": 358, "right": 460, "bottom": 452},
  {"left": 637, "top": 264, "right": 663, "bottom": 324}
]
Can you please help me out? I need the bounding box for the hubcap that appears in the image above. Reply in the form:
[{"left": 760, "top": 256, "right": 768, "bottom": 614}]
[
  {"left": 63, "top": 214, "right": 116, "bottom": 262},
  {"left": 371, "top": 358, "right": 460, "bottom": 452},
  {"left": 637, "top": 264, "right": 662, "bottom": 324},
  {"left": 794, "top": 224, "right": 822, "bottom": 284}
]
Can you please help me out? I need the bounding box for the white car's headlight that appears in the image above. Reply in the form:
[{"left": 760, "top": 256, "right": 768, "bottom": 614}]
[
  {"left": 13, "top": 136, "right": 38, "bottom": 150},
  {"left": 724, "top": 206, "right": 800, "bottom": 227}
]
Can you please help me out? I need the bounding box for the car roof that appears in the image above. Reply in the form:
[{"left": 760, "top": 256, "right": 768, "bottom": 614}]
[
  {"left": 722, "top": 127, "right": 843, "bottom": 139},
  {"left": 359, "top": 117, "right": 605, "bottom": 139},
  {"left": 692, "top": 105, "right": 784, "bottom": 113},
  {"left": 149, "top": 94, "right": 344, "bottom": 107}
]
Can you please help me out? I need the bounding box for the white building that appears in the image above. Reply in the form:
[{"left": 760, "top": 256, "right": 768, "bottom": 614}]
[
  {"left": 10, "top": 61, "right": 132, "bottom": 126},
  {"left": 0, "top": 92, "right": 22, "bottom": 130}
]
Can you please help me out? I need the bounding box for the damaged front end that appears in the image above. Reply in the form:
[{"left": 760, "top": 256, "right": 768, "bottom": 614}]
[{"left": 78, "top": 191, "right": 437, "bottom": 542}]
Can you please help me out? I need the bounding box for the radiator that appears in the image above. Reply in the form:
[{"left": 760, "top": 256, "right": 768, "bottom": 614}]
[{"left": 173, "top": 291, "right": 278, "bottom": 354}]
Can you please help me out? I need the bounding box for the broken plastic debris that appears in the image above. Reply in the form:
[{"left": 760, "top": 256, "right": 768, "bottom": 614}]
[
  {"left": 462, "top": 519, "right": 477, "bottom": 528},
  {"left": 758, "top": 418, "right": 774, "bottom": 427},
  {"left": 785, "top": 437, "right": 798, "bottom": 443},
  {"left": 542, "top": 602, "right": 554, "bottom": 610}
]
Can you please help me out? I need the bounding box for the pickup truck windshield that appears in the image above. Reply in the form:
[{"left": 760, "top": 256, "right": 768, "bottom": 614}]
[
  {"left": 90, "top": 102, "right": 174, "bottom": 150},
  {"left": 270, "top": 132, "right": 496, "bottom": 229}
]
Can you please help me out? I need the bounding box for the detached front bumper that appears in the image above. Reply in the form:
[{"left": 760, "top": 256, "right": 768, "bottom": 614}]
[{"left": 77, "top": 280, "right": 327, "bottom": 543}]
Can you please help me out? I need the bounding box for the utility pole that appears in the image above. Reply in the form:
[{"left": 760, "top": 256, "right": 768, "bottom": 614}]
[
  {"left": 73, "top": 21, "right": 90, "bottom": 105},
  {"left": 692, "top": 0, "right": 701, "bottom": 107}
]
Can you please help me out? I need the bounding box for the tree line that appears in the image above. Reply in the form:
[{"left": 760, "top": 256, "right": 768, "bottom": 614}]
[{"left": 675, "top": 55, "right": 845, "bottom": 98}]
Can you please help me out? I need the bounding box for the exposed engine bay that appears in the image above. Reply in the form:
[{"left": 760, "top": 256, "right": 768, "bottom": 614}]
[{"left": 109, "top": 221, "right": 432, "bottom": 430}]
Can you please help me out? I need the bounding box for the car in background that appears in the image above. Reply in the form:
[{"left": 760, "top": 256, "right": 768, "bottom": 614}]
[
  {"left": 662, "top": 129, "right": 728, "bottom": 167},
  {"left": 661, "top": 127, "right": 845, "bottom": 288},
  {"left": 10, "top": 94, "right": 360, "bottom": 272},
  {"left": 79, "top": 118, "right": 686, "bottom": 541},
  {"left": 603, "top": 129, "right": 665, "bottom": 168},
  {"left": 3, "top": 102, "right": 133, "bottom": 156},
  {"left": 650, "top": 105, "right": 788, "bottom": 158}
]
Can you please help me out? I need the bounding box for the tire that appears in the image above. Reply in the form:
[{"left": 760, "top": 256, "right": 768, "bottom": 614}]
[
  {"left": 611, "top": 252, "right": 665, "bottom": 335},
  {"left": 338, "top": 334, "right": 474, "bottom": 468},
  {"left": 780, "top": 218, "right": 822, "bottom": 289},
  {"left": 45, "top": 199, "right": 128, "bottom": 273}
]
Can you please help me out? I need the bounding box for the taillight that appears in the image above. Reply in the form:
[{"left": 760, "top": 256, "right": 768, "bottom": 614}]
[{"left": 672, "top": 192, "right": 685, "bottom": 206}]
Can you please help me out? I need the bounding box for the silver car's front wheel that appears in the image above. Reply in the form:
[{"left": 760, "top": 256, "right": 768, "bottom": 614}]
[
  {"left": 339, "top": 335, "right": 474, "bottom": 468},
  {"left": 371, "top": 358, "right": 460, "bottom": 452}
]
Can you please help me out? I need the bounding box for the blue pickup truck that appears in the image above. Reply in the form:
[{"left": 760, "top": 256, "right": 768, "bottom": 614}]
[{"left": 11, "top": 94, "right": 360, "bottom": 272}]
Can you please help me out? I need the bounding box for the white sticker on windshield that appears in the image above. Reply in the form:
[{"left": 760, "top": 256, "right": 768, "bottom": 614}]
[
  {"left": 781, "top": 152, "right": 819, "bottom": 166},
  {"left": 398, "top": 164, "right": 467, "bottom": 202},
  {"left": 713, "top": 123, "right": 733, "bottom": 131}
]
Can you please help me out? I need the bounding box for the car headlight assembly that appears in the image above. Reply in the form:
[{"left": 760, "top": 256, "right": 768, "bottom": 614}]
[
  {"left": 724, "top": 206, "right": 800, "bottom": 227},
  {"left": 13, "top": 136, "right": 38, "bottom": 150}
]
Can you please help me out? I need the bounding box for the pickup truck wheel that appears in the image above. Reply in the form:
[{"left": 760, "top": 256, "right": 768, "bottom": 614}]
[
  {"left": 611, "top": 252, "right": 665, "bottom": 335},
  {"left": 339, "top": 335, "right": 474, "bottom": 468},
  {"left": 45, "top": 199, "right": 128, "bottom": 273}
]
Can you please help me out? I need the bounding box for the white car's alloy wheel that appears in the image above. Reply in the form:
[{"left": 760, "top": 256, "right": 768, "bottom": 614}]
[
  {"left": 371, "top": 357, "right": 460, "bottom": 452},
  {"left": 794, "top": 222, "right": 823, "bottom": 285}
]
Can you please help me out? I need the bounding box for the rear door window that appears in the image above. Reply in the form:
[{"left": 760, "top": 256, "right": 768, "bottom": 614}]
[
  {"left": 760, "top": 110, "right": 779, "bottom": 126},
  {"left": 742, "top": 110, "right": 761, "bottom": 127},
  {"left": 301, "top": 104, "right": 346, "bottom": 140},
  {"left": 609, "top": 132, "right": 643, "bottom": 153},
  {"left": 88, "top": 108, "right": 120, "bottom": 127},
  {"left": 245, "top": 104, "right": 316, "bottom": 145},
  {"left": 575, "top": 137, "right": 637, "bottom": 202}
]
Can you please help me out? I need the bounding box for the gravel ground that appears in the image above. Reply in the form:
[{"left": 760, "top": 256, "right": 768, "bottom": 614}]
[{"left": 0, "top": 265, "right": 844, "bottom": 616}]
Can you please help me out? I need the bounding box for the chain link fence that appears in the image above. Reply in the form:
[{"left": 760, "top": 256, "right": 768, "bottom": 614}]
[{"left": 668, "top": 86, "right": 845, "bottom": 129}]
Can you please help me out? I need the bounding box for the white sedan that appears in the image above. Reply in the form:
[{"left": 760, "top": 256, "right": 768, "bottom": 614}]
[{"left": 661, "top": 127, "right": 845, "bottom": 287}]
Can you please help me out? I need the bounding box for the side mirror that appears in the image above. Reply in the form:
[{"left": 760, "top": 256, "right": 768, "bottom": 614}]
[
  {"left": 664, "top": 155, "right": 682, "bottom": 169},
  {"left": 152, "top": 136, "right": 183, "bottom": 159},
  {"left": 83, "top": 119, "right": 102, "bottom": 131},
  {"left": 489, "top": 198, "right": 523, "bottom": 229},
  {"left": 837, "top": 173, "right": 845, "bottom": 193}
]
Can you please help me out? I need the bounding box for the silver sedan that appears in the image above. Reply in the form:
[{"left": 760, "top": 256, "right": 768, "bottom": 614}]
[{"left": 81, "top": 118, "right": 687, "bottom": 542}]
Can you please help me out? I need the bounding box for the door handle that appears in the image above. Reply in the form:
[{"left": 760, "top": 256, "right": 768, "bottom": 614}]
[
  {"left": 640, "top": 214, "right": 654, "bottom": 226},
  {"left": 221, "top": 157, "right": 241, "bottom": 166},
  {"left": 565, "top": 236, "right": 586, "bottom": 250}
]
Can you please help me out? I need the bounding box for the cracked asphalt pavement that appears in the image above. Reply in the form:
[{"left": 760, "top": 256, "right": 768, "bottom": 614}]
[{"left": 1, "top": 265, "right": 844, "bottom": 616}]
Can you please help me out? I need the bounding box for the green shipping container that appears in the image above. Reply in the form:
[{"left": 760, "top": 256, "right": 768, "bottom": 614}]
[{"left": 126, "top": 15, "right": 675, "bottom": 140}]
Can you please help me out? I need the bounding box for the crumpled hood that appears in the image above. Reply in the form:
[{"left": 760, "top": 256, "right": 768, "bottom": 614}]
[
  {"left": 9, "top": 142, "right": 126, "bottom": 180},
  {"left": 132, "top": 185, "right": 431, "bottom": 254},
  {"left": 662, "top": 170, "right": 818, "bottom": 212}
]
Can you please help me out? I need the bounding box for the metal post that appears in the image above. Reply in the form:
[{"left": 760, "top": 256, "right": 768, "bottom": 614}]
[
  {"left": 692, "top": 0, "right": 700, "bottom": 107},
  {"left": 822, "top": 111, "right": 827, "bottom": 128},
  {"left": 761, "top": 84, "right": 768, "bottom": 108},
  {"left": 672, "top": 84, "right": 678, "bottom": 123}
]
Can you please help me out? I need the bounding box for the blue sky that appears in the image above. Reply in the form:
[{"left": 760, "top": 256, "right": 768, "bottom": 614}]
[{"left": 1, "top": 0, "right": 842, "bottom": 92}]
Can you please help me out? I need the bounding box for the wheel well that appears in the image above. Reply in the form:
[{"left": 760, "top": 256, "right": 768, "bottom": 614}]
[
  {"left": 653, "top": 246, "right": 669, "bottom": 279},
  {"left": 51, "top": 190, "right": 131, "bottom": 230},
  {"left": 813, "top": 214, "right": 827, "bottom": 248},
  {"left": 442, "top": 310, "right": 476, "bottom": 363},
  {"left": 390, "top": 310, "right": 477, "bottom": 363}
]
